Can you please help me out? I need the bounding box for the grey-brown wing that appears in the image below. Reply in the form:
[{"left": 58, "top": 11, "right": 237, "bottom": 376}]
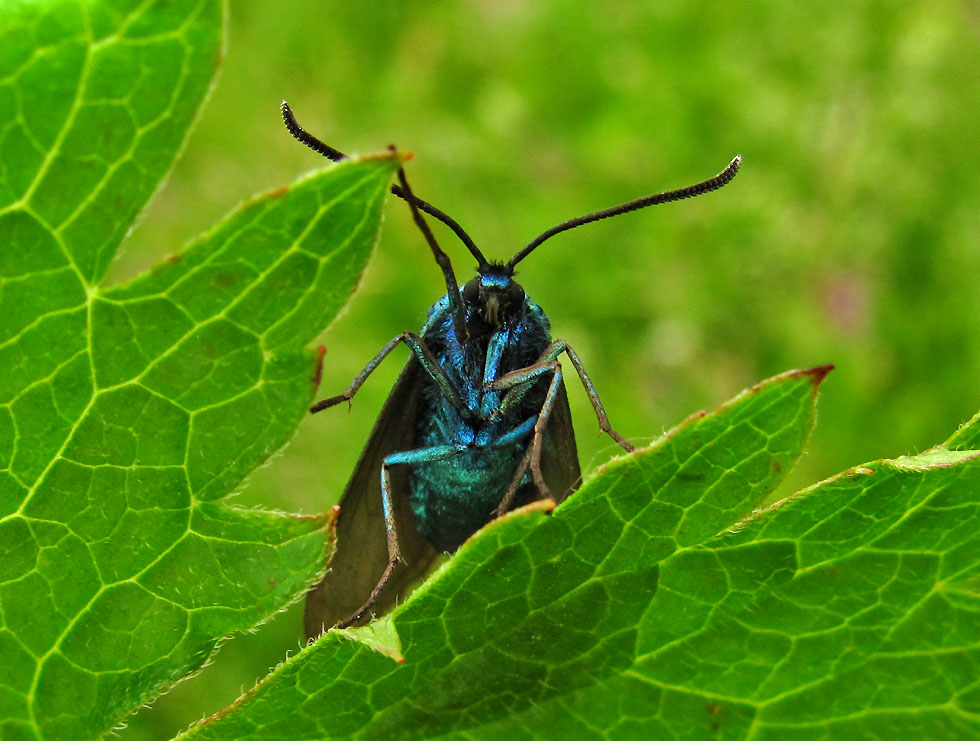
[
  {"left": 538, "top": 380, "right": 582, "bottom": 505},
  {"left": 304, "top": 358, "right": 440, "bottom": 638}
]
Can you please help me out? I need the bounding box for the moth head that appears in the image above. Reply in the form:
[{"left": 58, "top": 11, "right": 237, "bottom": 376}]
[{"left": 462, "top": 265, "right": 525, "bottom": 328}]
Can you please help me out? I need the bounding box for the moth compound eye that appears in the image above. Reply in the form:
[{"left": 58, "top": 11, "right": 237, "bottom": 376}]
[
  {"left": 462, "top": 278, "right": 480, "bottom": 303},
  {"left": 507, "top": 282, "right": 525, "bottom": 306}
]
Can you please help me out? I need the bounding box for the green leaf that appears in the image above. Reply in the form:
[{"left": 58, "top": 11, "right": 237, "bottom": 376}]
[
  {"left": 946, "top": 408, "right": 980, "bottom": 452},
  {"left": 185, "top": 366, "right": 975, "bottom": 740},
  {"left": 0, "top": 2, "right": 400, "bottom": 738}
]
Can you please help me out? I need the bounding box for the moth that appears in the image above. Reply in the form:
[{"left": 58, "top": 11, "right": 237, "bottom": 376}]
[{"left": 282, "top": 102, "right": 740, "bottom": 635}]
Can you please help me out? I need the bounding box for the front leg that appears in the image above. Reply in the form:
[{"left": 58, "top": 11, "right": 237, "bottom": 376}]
[
  {"left": 488, "top": 343, "right": 634, "bottom": 518},
  {"left": 491, "top": 363, "right": 566, "bottom": 517},
  {"left": 311, "top": 331, "right": 473, "bottom": 420},
  {"left": 491, "top": 340, "right": 634, "bottom": 453}
]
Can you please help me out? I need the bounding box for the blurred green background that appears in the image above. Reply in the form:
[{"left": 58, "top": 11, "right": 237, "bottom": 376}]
[{"left": 114, "top": 2, "right": 980, "bottom": 738}]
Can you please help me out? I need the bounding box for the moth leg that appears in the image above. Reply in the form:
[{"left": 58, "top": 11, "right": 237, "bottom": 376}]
[
  {"left": 473, "top": 414, "right": 534, "bottom": 519},
  {"left": 311, "top": 331, "right": 472, "bottom": 419},
  {"left": 491, "top": 362, "right": 567, "bottom": 517},
  {"left": 559, "top": 342, "right": 634, "bottom": 452},
  {"left": 338, "top": 442, "right": 466, "bottom": 628},
  {"left": 492, "top": 340, "right": 634, "bottom": 453},
  {"left": 494, "top": 445, "right": 534, "bottom": 519}
]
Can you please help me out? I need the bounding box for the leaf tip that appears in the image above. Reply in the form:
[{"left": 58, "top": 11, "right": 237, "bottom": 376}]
[
  {"left": 462, "top": 498, "right": 554, "bottom": 548},
  {"left": 325, "top": 504, "right": 341, "bottom": 549},
  {"left": 337, "top": 616, "right": 405, "bottom": 662},
  {"left": 356, "top": 148, "right": 412, "bottom": 166},
  {"left": 802, "top": 363, "right": 834, "bottom": 388}
]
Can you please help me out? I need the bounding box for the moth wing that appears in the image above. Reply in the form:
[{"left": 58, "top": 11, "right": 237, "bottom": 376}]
[
  {"left": 304, "top": 357, "right": 440, "bottom": 638},
  {"left": 538, "top": 379, "right": 582, "bottom": 505}
]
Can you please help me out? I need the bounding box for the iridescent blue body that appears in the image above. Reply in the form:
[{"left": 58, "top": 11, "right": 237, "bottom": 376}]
[{"left": 408, "top": 284, "right": 553, "bottom": 551}]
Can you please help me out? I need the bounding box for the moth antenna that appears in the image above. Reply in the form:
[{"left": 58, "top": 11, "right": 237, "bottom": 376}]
[
  {"left": 281, "top": 100, "right": 347, "bottom": 161},
  {"left": 282, "top": 101, "right": 489, "bottom": 269},
  {"left": 508, "top": 154, "right": 742, "bottom": 268},
  {"left": 394, "top": 156, "right": 470, "bottom": 344}
]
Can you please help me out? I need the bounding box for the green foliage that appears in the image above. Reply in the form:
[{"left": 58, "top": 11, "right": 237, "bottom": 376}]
[
  {"left": 0, "top": 1, "right": 399, "bottom": 738},
  {"left": 181, "top": 369, "right": 980, "bottom": 739}
]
